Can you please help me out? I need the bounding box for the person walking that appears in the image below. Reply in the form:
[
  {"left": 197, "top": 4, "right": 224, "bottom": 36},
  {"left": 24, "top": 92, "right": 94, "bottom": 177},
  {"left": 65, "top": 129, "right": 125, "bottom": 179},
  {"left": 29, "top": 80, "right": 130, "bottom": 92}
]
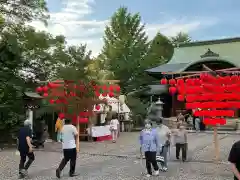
[
  {"left": 195, "top": 117, "right": 200, "bottom": 132},
  {"left": 18, "top": 120, "right": 35, "bottom": 179},
  {"left": 155, "top": 117, "right": 171, "bottom": 172},
  {"left": 56, "top": 119, "right": 79, "bottom": 178},
  {"left": 139, "top": 122, "right": 160, "bottom": 177},
  {"left": 110, "top": 114, "right": 120, "bottom": 143},
  {"left": 173, "top": 125, "right": 188, "bottom": 162},
  {"left": 228, "top": 140, "right": 240, "bottom": 180}
]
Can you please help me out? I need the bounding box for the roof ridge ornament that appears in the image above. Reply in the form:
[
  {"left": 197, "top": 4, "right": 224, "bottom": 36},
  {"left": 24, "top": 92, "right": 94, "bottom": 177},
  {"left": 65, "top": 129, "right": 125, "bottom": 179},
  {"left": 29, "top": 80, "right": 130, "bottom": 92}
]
[{"left": 200, "top": 48, "right": 219, "bottom": 58}]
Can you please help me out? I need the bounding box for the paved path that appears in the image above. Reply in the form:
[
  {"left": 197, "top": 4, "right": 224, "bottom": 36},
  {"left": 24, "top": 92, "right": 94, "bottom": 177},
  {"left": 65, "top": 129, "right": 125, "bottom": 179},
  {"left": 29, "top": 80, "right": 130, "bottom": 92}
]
[{"left": 0, "top": 132, "right": 238, "bottom": 180}]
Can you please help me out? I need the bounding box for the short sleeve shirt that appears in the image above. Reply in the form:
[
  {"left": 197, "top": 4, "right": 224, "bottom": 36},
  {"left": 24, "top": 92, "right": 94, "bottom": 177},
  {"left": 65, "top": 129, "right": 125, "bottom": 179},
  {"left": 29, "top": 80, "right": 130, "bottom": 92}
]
[
  {"left": 110, "top": 119, "right": 119, "bottom": 130},
  {"left": 62, "top": 124, "right": 78, "bottom": 149},
  {"left": 228, "top": 140, "right": 240, "bottom": 180},
  {"left": 18, "top": 126, "right": 32, "bottom": 152}
]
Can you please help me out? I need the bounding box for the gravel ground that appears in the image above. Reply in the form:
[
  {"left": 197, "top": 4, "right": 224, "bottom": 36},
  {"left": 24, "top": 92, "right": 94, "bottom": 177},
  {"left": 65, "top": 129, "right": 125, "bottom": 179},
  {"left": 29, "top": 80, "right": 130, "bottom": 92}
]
[{"left": 0, "top": 132, "right": 238, "bottom": 180}]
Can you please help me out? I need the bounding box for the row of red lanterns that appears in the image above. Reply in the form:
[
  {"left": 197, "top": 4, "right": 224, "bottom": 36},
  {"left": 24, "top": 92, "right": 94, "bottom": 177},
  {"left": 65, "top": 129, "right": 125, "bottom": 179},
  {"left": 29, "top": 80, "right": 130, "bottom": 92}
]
[
  {"left": 38, "top": 90, "right": 117, "bottom": 99},
  {"left": 183, "top": 93, "right": 240, "bottom": 102},
  {"left": 203, "top": 118, "right": 226, "bottom": 126},
  {"left": 36, "top": 83, "right": 120, "bottom": 93},
  {"left": 58, "top": 112, "right": 91, "bottom": 124},
  {"left": 186, "top": 101, "right": 240, "bottom": 109},
  {"left": 177, "top": 84, "right": 240, "bottom": 94},
  {"left": 193, "top": 110, "right": 234, "bottom": 117},
  {"left": 166, "top": 83, "right": 240, "bottom": 95},
  {"left": 161, "top": 75, "right": 240, "bottom": 86}
]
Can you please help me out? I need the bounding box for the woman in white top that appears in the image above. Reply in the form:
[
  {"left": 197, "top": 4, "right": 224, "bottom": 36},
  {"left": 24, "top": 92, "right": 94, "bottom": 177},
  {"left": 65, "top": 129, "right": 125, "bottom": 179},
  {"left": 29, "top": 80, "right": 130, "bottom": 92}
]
[{"left": 110, "top": 114, "right": 119, "bottom": 143}]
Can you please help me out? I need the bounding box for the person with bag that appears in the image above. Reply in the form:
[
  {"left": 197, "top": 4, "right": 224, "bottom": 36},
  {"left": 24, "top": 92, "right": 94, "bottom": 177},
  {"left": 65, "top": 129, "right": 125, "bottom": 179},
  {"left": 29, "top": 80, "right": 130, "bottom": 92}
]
[
  {"left": 173, "top": 125, "right": 188, "bottom": 161},
  {"left": 56, "top": 119, "right": 79, "bottom": 178},
  {"left": 110, "top": 114, "right": 119, "bottom": 143},
  {"left": 155, "top": 117, "right": 171, "bottom": 172},
  {"left": 17, "top": 120, "right": 35, "bottom": 179},
  {"left": 139, "top": 122, "right": 160, "bottom": 177}
]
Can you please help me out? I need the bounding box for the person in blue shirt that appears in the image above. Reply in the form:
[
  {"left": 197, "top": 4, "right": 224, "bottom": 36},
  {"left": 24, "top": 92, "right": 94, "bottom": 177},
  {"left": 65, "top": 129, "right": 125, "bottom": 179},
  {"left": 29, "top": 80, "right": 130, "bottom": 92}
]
[{"left": 139, "top": 122, "right": 160, "bottom": 177}]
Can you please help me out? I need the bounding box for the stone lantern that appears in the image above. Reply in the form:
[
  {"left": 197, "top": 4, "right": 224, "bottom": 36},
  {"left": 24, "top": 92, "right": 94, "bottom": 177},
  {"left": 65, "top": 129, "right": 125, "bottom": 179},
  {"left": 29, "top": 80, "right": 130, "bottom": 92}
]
[{"left": 147, "top": 97, "right": 164, "bottom": 123}]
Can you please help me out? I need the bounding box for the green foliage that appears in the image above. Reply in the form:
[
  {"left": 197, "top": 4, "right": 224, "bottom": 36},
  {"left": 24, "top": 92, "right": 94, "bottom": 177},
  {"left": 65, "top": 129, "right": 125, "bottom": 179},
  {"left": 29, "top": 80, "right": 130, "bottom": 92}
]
[
  {"left": 170, "top": 32, "right": 192, "bottom": 46},
  {"left": 0, "top": 0, "right": 49, "bottom": 23},
  {"left": 146, "top": 32, "right": 174, "bottom": 64},
  {"left": 101, "top": 7, "right": 149, "bottom": 93}
]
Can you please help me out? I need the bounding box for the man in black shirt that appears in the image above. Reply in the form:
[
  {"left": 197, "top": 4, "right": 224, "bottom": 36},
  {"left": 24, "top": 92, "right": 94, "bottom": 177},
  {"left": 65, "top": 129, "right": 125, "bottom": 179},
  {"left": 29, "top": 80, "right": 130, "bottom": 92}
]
[
  {"left": 18, "top": 120, "right": 35, "bottom": 179},
  {"left": 228, "top": 140, "right": 240, "bottom": 180}
]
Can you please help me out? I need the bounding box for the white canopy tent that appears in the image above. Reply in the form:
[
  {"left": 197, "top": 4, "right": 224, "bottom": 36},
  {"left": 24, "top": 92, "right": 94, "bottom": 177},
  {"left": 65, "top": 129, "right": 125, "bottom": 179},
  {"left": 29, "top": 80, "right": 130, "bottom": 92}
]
[{"left": 93, "top": 94, "right": 130, "bottom": 113}]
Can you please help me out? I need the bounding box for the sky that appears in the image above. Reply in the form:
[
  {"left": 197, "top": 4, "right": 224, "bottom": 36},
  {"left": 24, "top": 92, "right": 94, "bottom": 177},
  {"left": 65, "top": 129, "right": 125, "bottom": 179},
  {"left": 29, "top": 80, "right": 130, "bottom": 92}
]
[{"left": 31, "top": 0, "right": 240, "bottom": 57}]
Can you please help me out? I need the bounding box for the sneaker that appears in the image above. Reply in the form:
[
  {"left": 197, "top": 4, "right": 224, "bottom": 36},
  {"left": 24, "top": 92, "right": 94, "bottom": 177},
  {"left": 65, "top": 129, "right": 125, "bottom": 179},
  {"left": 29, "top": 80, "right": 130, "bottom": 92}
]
[
  {"left": 56, "top": 169, "right": 61, "bottom": 178},
  {"left": 162, "top": 167, "right": 168, "bottom": 172},
  {"left": 146, "top": 174, "right": 151, "bottom": 177},
  {"left": 69, "top": 173, "right": 79, "bottom": 177},
  {"left": 153, "top": 170, "right": 159, "bottom": 176},
  {"left": 21, "top": 169, "right": 28, "bottom": 176},
  {"left": 18, "top": 174, "right": 25, "bottom": 179},
  {"left": 159, "top": 166, "right": 163, "bottom": 171}
]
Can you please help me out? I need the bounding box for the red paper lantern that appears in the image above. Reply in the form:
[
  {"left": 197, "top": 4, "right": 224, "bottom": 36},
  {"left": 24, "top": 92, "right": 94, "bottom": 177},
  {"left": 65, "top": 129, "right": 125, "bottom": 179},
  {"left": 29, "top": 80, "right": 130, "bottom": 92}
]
[
  {"left": 177, "top": 86, "right": 185, "bottom": 94},
  {"left": 177, "top": 95, "right": 184, "bottom": 101},
  {"left": 109, "top": 85, "right": 114, "bottom": 91},
  {"left": 224, "top": 76, "right": 231, "bottom": 84},
  {"left": 185, "top": 79, "right": 194, "bottom": 86},
  {"left": 58, "top": 113, "right": 65, "bottom": 119},
  {"left": 95, "top": 91, "right": 100, "bottom": 97},
  {"left": 43, "top": 93, "right": 48, "bottom": 97},
  {"left": 231, "top": 75, "right": 238, "bottom": 83},
  {"left": 169, "top": 87, "right": 177, "bottom": 94},
  {"left": 185, "top": 95, "right": 196, "bottom": 102},
  {"left": 95, "top": 105, "right": 100, "bottom": 110},
  {"left": 177, "top": 79, "right": 184, "bottom": 86},
  {"left": 36, "top": 87, "right": 43, "bottom": 92},
  {"left": 49, "top": 99, "right": 55, "bottom": 104},
  {"left": 42, "top": 86, "right": 48, "bottom": 92},
  {"left": 160, "top": 78, "right": 168, "bottom": 85},
  {"left": 109, "top": 92, "right": 114, "bottom": 97},
  {"left": 115, "top": 85, "right": 121, "bottom": 92},
  {"left": 55, "top": 99, "right": 61, "bottom": 104},
  {"left": 169, "top": 79, "right": 176, "bottom": 86}
]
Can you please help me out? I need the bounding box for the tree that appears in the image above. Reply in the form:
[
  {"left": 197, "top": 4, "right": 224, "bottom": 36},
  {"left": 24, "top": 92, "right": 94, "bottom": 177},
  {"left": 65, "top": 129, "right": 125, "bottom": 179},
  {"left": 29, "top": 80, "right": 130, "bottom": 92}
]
[
  {"left": 86, "top": 55, "right": 114, "bottom": 81},
  {"left": 0, "top": 0, "right": 48, "bottom": 23},
  {"left": 145, "top": 32, "right": 174, "bottom": 66},
  {"left": 101, "top": 7, "right": 149, "bottom": 93},
  {"left": 170, "top": 32, "right": 191, "bottom": 46}
]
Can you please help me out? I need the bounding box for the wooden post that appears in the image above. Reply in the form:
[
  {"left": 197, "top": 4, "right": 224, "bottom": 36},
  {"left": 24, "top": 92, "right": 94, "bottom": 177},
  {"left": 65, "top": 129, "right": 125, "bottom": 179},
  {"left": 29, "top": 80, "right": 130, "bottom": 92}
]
[{"left": 213, "top": 126, "right": 219, "bottom": 162}]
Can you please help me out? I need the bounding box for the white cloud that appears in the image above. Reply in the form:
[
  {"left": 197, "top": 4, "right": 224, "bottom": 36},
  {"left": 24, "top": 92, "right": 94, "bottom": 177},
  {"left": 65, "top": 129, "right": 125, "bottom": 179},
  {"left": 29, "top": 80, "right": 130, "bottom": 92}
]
[{"left": 29, "top": 0, "right": 217, "bottom": 57}]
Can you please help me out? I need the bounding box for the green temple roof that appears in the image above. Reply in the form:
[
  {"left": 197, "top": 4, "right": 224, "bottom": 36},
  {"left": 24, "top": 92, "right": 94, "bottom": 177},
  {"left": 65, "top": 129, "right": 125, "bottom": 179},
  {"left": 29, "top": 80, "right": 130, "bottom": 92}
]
[
  {"left": 146, "top": 37, "right": 240, "bottom": 76},
  {"left": 170, "top": 37, "right": 240, "bottom": 65}
]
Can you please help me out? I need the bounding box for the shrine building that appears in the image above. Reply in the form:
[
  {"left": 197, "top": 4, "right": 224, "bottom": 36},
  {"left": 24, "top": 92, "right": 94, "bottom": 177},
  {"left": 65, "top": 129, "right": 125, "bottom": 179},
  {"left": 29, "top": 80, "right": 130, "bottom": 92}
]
[{"left": 140, "top": 37, "right": 240, "bottom": 118}]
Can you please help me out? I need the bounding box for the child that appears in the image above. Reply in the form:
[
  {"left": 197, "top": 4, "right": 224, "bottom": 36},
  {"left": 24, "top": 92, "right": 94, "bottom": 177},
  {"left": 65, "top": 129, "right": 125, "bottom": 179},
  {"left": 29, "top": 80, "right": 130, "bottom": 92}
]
[
  {"left": 110, "top": 114, "right": 119, "bottom": 143},
  {"left": 174, "top": 125, "right": 187, "bottom": 162},
  {"left": 139, "top": 122, "right": 160, "bottom": 177}
]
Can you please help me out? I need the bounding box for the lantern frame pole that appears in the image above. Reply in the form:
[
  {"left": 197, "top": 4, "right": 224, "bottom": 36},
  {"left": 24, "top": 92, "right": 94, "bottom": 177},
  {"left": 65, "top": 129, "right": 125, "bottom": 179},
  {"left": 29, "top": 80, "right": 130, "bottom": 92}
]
[
  {"left": 161, "top": 67, "right": 240, "bottom": 75},
  {"left": 36, "top": 80, "right": 120, "bottom": 84},
  {"left": 213, "top": 125, "right": 220, "bottom": 162},
  {"left": 201, "top": 65, "right": 220, "bottom": 163}
]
